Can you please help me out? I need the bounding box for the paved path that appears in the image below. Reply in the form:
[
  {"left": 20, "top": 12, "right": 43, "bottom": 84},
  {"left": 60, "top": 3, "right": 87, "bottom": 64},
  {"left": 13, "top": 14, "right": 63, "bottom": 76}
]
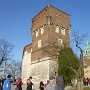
[
  {"left": 64, "top": 86, "right": 73, "bottom": 90},
  {"left": 11, "top": 84, "right": 27, "bottom": 90}
]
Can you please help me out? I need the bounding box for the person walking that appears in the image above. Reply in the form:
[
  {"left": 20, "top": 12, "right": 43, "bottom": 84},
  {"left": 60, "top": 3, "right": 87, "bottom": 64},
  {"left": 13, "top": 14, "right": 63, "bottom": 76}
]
[
  {"left": 45, "top": 80, "right": 52, "bottom": 90},
  {"left": 0, "top": 79, "right": 2, "bottom": 90},
  {"left": 15, "top": 78, "right": 22, "bottom": 90},
  {"left": 29, "top": 76, "right": 34, "bottom": 90},
  {"left": 39, "top": 81, "right": 44, "bottom": 90},
  {"left": 1, "top": 77, "right": 6, "bottom": 89},
  {"left": 27, "top": 79, "right": 33, "bottom": 90},
  {"left": 3, "top": 75, "right": 11, "bottom": 90}
]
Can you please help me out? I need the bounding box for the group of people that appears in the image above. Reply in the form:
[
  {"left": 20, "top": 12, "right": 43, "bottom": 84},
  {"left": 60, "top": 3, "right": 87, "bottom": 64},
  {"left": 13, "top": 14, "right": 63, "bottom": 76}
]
[
  {"left": 0, "top": 75, "right": 34, "bottom": 90},
  {"left": 83, "top": 77, "right": 90, "bottom": 86},
  {"left": 26, "top": 76, "right": 56, "bottom": 90},
  {"left": 0, "top": 75, "right": 56, "bottom": 90},
  {"left": 0, "top": 75, "right": 13, "bottom": 90},
  {"left": 39, "top": 79, "right": 56, "bottom": 90},
  {"left": 0, "top": 75, "right": 22, "bottom": 90}
]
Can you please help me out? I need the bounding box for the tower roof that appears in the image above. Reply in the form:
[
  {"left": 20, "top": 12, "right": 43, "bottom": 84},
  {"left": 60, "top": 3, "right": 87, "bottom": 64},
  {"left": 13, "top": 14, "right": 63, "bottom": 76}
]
[{"left": 32, "top": 5, "right": 70, "bottom": 21}]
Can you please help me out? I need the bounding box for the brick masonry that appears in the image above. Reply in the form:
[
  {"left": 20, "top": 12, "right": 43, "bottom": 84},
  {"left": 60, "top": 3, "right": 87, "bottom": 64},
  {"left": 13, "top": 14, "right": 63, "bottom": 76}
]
[{"left": 22, "top": 5, "right": 70, "bottom": 90}]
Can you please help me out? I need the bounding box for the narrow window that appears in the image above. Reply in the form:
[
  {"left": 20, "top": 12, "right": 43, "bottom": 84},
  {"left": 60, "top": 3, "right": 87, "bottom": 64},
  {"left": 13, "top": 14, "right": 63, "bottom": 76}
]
[
  {"left": 61, "top": 27, "right": 65, "bottom": 35},
  {"left": 58, "top": 39, "right": 62, "bottom": 46},
  {"left": 38, "top": 40, "right": 41, "bottom": 48},
  {"left": 55, "top": 26, "right": 59, "bottom": 33},
  {"left": 41, "top": 27, "right": 44, "bottom": 34},
  {"left": 36, "top": 30, "right": 39, "bottom": 37},
  {"left": 31, "top": 48, "right": 32, "bottom": 52}
]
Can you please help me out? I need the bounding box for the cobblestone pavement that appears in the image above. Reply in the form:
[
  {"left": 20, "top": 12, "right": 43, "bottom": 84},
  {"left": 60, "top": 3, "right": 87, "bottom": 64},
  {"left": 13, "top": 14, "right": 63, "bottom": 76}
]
[
  {"left": 64, "top": 86, "right": 73, "bottom": 90},
  {"left": 11, "top": 84, "right": 73, "bottom": 90},
  {"left": 11, "top": 84, "right": 27, "bottom": 90}
]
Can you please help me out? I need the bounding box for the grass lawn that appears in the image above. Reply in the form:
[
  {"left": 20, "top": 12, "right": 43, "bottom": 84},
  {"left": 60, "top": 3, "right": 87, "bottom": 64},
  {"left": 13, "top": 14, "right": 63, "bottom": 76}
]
[
  {"left": 83, "top": 87, "right": 90, "bottom": 90},
  {"left": 71, "top": 87, "right": 90, "bottom": 90}
]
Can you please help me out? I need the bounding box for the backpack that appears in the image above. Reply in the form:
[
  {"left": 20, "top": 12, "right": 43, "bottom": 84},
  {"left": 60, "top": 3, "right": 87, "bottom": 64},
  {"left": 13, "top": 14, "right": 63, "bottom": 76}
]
[{"left": 3, "top": 79, "right": 11, "bottom": 90}]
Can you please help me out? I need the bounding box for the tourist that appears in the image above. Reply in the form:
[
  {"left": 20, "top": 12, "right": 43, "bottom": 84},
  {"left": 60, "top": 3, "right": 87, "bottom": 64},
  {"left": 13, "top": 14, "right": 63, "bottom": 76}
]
[
  {"left": 0, "top": 78, "right": 2, "bottom": 90},
  {"left": 1, "top": 76, "right": 6, "bottom": 89},
  {"left": 27, "top": 79, "right": 33, "bottom": 90},
  {"left": 45, "top": 79, "right": 56, "bottom": 90},
  {"left": 85, "top": 78, "right": 89, "bottom": 86},
  {"left": 45, "top": 80, "right": 49, "bottom": 88},
  {"left": 15, "top": 78, "right": 22, "bottom": 90},
  {"left": 44, "top": 80, "right": 50, "bottom": 90},
  {"left": 29, "top": 76, "right": 34, "bottom": 90},
  {"left": 88, "top": 78, "right": 90, "bottom": 86},
  {"left": 39, "top": 81, "right": 44, "bottom": 90},
  {"left": 83, "top": 78, "right": 86, "bottom": 86},
  {"left": 3, "top": 75, "right": 11, "bottom": 90}
]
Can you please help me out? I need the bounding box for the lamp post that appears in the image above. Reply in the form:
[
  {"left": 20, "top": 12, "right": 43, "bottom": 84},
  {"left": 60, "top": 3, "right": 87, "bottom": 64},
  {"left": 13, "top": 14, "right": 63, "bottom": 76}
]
[{"left": 3, "top": 62, "right": 6, "bottom": 77}]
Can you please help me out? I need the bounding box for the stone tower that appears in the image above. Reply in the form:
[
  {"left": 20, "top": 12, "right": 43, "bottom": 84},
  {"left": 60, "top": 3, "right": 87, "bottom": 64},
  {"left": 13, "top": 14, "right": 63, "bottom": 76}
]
[
  {"left": 84, "top": 41, "right": 90, "bottom": 78},
  {"left": 22, "top": 5, "right": 70, "bottom": 89}
]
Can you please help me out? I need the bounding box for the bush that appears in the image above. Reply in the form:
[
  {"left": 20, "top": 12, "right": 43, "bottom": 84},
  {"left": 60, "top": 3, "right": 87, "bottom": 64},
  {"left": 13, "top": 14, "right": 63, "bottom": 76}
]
[{"left": 58, "top": 48, "right": 79, "bottom": 85}]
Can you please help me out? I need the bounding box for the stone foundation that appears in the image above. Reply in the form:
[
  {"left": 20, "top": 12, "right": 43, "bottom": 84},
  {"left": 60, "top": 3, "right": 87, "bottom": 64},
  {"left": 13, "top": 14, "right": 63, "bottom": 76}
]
[{"left": 22, "top": 56, "right": 57, "bottom": 90}]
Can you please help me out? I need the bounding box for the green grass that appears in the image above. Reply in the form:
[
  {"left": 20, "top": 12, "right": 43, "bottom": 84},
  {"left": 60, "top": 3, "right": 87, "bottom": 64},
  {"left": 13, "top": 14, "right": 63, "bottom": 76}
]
[
  {"left": 83, "top": 87, "right": 90, "bottom": 90},
  {"left": 71, "top": 87, "right": 90, "bottom": 90}
]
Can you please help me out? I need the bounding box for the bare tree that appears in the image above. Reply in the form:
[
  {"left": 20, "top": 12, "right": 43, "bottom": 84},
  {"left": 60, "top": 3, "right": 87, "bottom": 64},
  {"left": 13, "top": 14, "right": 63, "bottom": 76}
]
[
  {"left": 6, "top": 60, "right": 21, "bottom": 82},
  {"left": 0, "top": 39, "right": 14, "bottom": 65},
  {"left": 72, "top": 31, "right": 88, "bottom": 90},
  {"left": 42, "top": 31, "right": 88, "bottom": 90}
]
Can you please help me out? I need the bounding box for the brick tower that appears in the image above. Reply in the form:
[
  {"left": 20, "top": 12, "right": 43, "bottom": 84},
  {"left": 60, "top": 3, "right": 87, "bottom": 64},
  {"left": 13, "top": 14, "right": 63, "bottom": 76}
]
[{"left": 22, "top": 5, "right": 70, "bottom": 89}]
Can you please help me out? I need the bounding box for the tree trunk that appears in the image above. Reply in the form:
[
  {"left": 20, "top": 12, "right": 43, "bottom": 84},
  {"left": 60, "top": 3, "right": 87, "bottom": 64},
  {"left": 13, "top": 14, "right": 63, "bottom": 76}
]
[{"left": 77, "top": 79, "right": 83, "bottom": 90}]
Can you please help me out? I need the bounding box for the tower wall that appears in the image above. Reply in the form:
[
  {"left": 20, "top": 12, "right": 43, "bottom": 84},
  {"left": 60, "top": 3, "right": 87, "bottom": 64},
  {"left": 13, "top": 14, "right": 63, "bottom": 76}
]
[
  {"left": 22, "top": 56, "right": 57, "bottom": 90},
  {"left": 22, "top": 5, "right": 70, "bottom": 90},
  {"left": 22, "top": 51, "right": 31, "bottom": 83},
  {"left": 30, "top": 57, "right": 57, "bottom": 90},
  {"left": 84, "top": 66, "right": 90, "bottom": 78}
]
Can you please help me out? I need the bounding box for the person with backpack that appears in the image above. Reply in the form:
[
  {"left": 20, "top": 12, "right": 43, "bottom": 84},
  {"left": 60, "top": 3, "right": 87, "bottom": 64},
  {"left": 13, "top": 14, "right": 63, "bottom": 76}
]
[{"left": 3, "top": 75, "right": 11, "bottom": 90}]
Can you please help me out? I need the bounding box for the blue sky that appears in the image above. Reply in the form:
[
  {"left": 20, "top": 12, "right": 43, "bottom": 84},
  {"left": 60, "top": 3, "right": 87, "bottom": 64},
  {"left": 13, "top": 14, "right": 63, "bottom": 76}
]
[{"left": 0, "top": 0, "right": 90, "bottom": 61}]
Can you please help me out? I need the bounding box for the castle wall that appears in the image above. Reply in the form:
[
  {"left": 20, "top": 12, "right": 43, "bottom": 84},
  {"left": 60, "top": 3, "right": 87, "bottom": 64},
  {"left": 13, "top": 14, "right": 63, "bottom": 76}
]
[
  {"left": 22, "top": 51, "right": 31, "bottom": 83},
  {"left": 30, "top": 57, "right": 50, "bottom": 85},
  {"left": 49, "top": 59, "right": 58, "bottom": 79},
  {"left": 84, "top": 56, "right": 90, "bottom": 78},
  {"left": 22, "top": 5, "right": 70, "bottom": 90},
  {"left": 22, "top": 56, "right": 57, "bottom": 90},
  {"left": 84, "top": 66, "right": 90, "bottom": 78}
]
